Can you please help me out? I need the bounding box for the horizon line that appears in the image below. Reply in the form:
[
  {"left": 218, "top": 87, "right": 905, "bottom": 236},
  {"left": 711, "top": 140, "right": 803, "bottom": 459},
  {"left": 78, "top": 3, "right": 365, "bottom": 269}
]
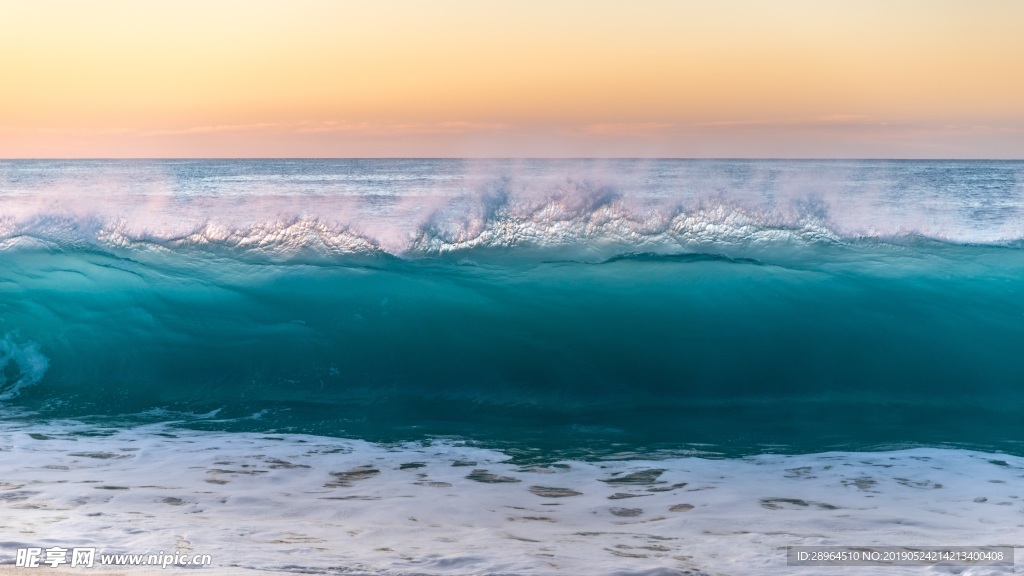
[{"left": 2, "top": 157, "right": 1022, "bottom": 162}]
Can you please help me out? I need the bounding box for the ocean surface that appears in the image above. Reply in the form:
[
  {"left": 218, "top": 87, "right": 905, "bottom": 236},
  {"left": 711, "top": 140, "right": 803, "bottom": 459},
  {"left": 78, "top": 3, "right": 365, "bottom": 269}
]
[{"left": 1, "top": 159, "right": 1023, "bottom": 574}]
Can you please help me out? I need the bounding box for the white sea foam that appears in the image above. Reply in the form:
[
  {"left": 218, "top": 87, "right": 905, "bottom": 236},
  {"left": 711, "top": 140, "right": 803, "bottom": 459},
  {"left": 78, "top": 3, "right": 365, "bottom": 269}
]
[
  {"left": 0, "top": 197, "right": 845, "bottom": 260},
  {"left": 2, "top": 160, "right": 1022, "bottom": 260},
  {"left": 0, "top": 419, "right": 1020, "bottom": 575}
]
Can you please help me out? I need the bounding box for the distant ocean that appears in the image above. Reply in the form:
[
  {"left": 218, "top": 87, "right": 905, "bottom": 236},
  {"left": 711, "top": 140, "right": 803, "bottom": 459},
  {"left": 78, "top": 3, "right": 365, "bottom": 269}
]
[{"left": 2, "top": 159, "right": 1022, "bottom": 575}]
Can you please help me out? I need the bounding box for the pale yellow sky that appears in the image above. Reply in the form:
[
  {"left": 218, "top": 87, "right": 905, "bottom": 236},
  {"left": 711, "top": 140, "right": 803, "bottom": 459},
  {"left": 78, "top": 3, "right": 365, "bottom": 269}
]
[{"left": 1, "top": 0, "right": 1022, "bottom": 157}]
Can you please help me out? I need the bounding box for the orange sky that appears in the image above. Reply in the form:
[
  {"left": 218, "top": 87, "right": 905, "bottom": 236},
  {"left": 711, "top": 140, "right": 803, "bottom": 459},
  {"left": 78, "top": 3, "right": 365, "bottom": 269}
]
[{"left": 1, "top": 0, "right": 1022, "bottom": 158}]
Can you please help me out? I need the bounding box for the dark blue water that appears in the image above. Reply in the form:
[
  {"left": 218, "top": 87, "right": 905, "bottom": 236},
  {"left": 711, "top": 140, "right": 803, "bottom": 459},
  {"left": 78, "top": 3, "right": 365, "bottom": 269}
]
[{"left": 2, "top": 159, "right": 1023, "bottom": 458}]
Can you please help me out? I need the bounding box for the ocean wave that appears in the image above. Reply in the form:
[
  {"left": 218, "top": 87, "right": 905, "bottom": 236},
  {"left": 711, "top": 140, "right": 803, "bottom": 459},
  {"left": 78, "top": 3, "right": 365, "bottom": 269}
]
[
  {"left": 97, "top": 218, "right": 383, "bottom": 257},
  {"left": 2, "top": 197, "right": 1016, "bottom": 263},
  {"left": 2, "top": 160, "right": 1023, "bottom": 261},
  {"left": 406, "top": 191, "right": 845, "bottom": 255}
]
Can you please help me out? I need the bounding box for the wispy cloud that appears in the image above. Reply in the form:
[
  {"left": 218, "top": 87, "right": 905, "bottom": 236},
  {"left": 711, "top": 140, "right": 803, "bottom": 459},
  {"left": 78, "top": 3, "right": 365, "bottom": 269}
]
[
  {"left": 151, "top": 120, "right": 507, "bottom": 137},
  {"left": 147, "top": 123, "right": 284, "bottom": 136},
  {"left": 294, "top": 120, "right": 507, "bottom": 135},
  {"left": 581, "top": 122, "right": 676, "bottom": 136},
  {"left": 693, "top": 114, "right": 880, "bottom": 128},
  {"left": 1, "top": 120, "right": 508, "bottom": 138},
  {"left": 1, "top": 126, "right": 139, "bottom": 136}
]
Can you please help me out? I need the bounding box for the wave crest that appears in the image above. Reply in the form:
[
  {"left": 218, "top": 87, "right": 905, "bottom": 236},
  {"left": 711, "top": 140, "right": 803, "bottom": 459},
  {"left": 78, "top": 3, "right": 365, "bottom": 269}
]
[
  {"left": 409, "top": 189, "right": 842, "bottom": 255},
  {"left": 97, "top": 218, "right": 381, "bottom": 257},
  {"left": 1, "top": 170, "right": 1021, "bottom": 260}
]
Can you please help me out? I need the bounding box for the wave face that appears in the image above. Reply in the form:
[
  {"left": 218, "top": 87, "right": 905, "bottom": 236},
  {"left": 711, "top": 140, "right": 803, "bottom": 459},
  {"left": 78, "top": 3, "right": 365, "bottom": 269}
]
[{"left": 2, "top": 159, "right": 1024, "bottom": 457}]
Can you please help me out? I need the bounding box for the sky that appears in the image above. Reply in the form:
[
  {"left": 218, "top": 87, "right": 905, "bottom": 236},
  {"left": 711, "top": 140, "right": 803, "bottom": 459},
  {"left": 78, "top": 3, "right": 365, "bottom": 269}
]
[{"left": 1, "top": 0, "right": 1022, "bottom": 158}]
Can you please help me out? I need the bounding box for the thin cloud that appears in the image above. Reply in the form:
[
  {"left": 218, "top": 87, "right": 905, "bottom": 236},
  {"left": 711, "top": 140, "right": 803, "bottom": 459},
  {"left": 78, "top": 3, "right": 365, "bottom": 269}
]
[
  {"left": 147, "top": 123, "right": 283, "bottom": 136},
  {"left": 295, "top": 121, "right": 507, "bottom": 135},
  {"left": 2, "top": 121, "right": 508, "bottom": 138},
  {"left": 581, "top": 122, "right": 676, "bottom": 136},
  {"left": 694, "top": 114, "right": 879, "bottom": 128}
]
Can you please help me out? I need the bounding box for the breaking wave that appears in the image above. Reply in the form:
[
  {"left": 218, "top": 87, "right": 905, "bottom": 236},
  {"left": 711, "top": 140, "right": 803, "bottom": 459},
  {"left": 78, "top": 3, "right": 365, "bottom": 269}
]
[
  {"left": 1, "top": 176, "right": 1020, "bottom": 262},
  {"left": 2, "top": 159, "right": 1024, "bottom": 455}
]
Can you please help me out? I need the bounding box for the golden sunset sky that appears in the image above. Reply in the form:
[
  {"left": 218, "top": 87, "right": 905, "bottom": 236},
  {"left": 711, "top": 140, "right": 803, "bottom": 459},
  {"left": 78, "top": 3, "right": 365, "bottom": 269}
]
[{"left": 1, "top": 0, "right": 1022, "bottom": 158}]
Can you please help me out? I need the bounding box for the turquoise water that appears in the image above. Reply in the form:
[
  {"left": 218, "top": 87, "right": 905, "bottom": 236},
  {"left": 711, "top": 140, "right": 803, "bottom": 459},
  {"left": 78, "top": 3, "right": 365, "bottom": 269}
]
[{"left": 2, "top": 159, "right": 1023, "bottom": 458}]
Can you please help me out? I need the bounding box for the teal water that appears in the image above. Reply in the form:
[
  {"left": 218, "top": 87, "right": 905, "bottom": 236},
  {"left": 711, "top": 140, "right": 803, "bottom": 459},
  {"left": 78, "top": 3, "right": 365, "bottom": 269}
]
[{"left": 2, "top": 159, "right": 1023, "bottom": 458}]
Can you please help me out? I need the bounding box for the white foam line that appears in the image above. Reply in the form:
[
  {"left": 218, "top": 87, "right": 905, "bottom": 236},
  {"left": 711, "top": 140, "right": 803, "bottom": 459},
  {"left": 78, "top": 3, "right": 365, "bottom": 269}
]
[{"left": 0, "top": 419, "right": 1021, "bottom": 575}]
